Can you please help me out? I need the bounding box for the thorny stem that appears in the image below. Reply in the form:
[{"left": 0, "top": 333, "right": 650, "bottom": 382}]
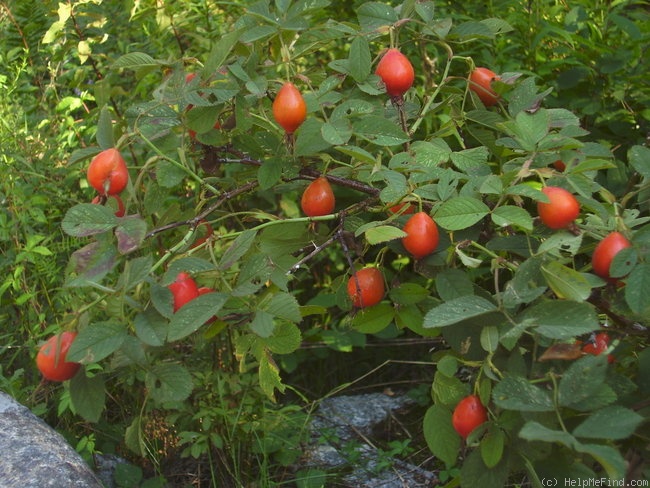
[
  {"left": 287, "top": 232, "right": 339, "bottom": 275},
  {"left": 216, "top": 145, "right": 380, "bottom": 196},
  {"left": 145, "top": 180, "right": 259, "bottom": 239}
]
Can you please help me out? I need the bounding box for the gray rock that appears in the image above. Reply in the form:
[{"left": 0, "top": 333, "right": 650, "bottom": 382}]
[
  {"left": 304, "top": 392, "right": 436, "bottom": 487},
  {"left": 94, "top": 453, "right": 131, "bottom": 488},
  {"left": 0, "top": 390, "right": 104, "bottom": 488},
  {"left": 311, "top": 393, "right": 414, "bottom": 441}
]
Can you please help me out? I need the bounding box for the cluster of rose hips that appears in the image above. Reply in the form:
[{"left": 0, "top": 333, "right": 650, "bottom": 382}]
[{"left": 36, "top": 147, "right": 133, "bottom": 382}]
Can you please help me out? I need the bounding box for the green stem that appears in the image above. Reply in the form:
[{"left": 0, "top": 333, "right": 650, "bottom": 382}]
[
  {"left": 410, "top": 48, "right": 466, "bottom": 135},
  {"left": 550, "top": 373, "right": 569, "bottom": 432},
  {"left": 136, "top": 128, "right": 219, "bottom": 195},
  {"left": 468, "top": 241, "right": 518, "bottom": 272}
]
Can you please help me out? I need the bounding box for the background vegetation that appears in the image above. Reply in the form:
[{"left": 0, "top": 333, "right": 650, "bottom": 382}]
[{"left": 1, "top": 0, "right": 648, "bottom": 487}]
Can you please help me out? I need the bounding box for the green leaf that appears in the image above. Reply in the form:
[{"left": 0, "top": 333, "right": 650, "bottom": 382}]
[
  {"left": 570, "top": 159, "right": 616, "bottom": 173},
  {"left": 547, "top": 108, "right": 580, "bottom": 128},
  {"left": 62, "top": 203, "right": 118, "bottom": 237},
  {"left": 204, "top": 29, "right": 243, "bottom": 74},
  {"left": 519, "top": 421, "right": 577, "bottom": 448},
  {"left": 435, "top": 269, "right": 474, "bottom": 301},
  {"left": 629, "top": 145, "right": 650, "bottom": 179},
  {"left": 187, "top": 106, "right": 220, "bottom": 134},
  {"left": 434, "top": 197, "right": 490, "bottom": 231},
  {"left": 493, "top": 376, "right": 555, "bottom": 412},
  {"left": 491, "top": 205, "right": 533, "bottom": 231},
  {"left": 67, "top": 321, "right": 128, "bottom": 363},
  {"left": 156, "top": 159, "right": 186, "bottom": 188},
  {"left": 575, "top": 443, "right": 626, "bottom": 480},
  {"left": 294, "top": 469, "right": 327, "bottom": 488},
  {"left": 480, "top": 326, "right": 499, "bottom": 353},
  {"left": 412, "top": 139, "right": 452, "bottom": 166},
  {"left": 239, "top": 25, "right": 277, "bottom": 43},
  {"left": 163, "top": 258, "right": 216, "bottom": 284},
  {"left": 65, "top": 238, "right": 118, "bottom": 287},
  {"left": 460, "top": 448, "right": 509, "bottom": 488},
  {"left": 625, "top": 264, "right": 650, "bottom": 314},
  {"left": 321, "top": 121, "right": 352, "bottom": 145},
  {"left": 263, "top": 292, "right": 302, "bottom": 323},
  {"left": 356, "top": 2, "right": 398, "bottom": 31},
  {"left": 377, "top": 169, "right": 409, "bottom": 204},
  {"left": 541, "top": 261, "right": 592, "bottom": 301},
  {"left": 120, "top": 256, "right": 153, "bottom": 291},
  {"left": 573, "top": 406, "right": 643, "bottom": 440},
  {"left": 353, "top": 116, "right": 410, "bottom": 146},
  {"left": 558, "top": 355, "right": 614, "bottom": 411},
  {"left": 481, "top": 426, "right": 505, "bottom": 468},
  {"left": 334, "top": 144, "right": 376, "bottom": 164},
  {"left": 115, "top": 216, "right": 147, "bottom": 254},
  {"left": 294, "top": 118, "right": 332, "bottom": 156},
  {"left": 259, "top": 350, "right": 285, "bottom": 401},
  {"left": 233, "top": 254, "right": 272, "bottom": 296},
  {"left": 219, "top": 230, "right": 257, "bottom": 270},
  {"left": 348, "top": 36, "right": 371, "bottom": 82},
  {"left": 167, "top": 292, "right": 228, "bottom": 341},
  {"left": 145, "top": 363, "right": 193, "bottom": 404},
  {"left": 351, "top": 302, "right": 394, "bottom": 333},
  {"left": 96, "top": 106, "right": 114, "bottom": 149},
  {"left": 449, "top": 21, "right": 494, "bottom": 40},
  {"left": 433, "top": 370, "right": 469, "bottom": 407},
  {"left": 134, "top": 309, "right": 167, "bottom": 347},
  {"left": 124, "top": 416, "right": 146, "bottom": 456},
  {"left": 424, "top": 295, "right": 497, "bottom": 328},
  {"left": 512, "top": 109, "right": 550, "bottom": 149},
  {"left": 517, "top": 301, "right": 599, "bottom": 339},
  {"left": 436, "top": 355, "right": 458, "bottom": 377},
  {"left": 112, "top": 52, "right": 159, "bottom": 69},
  {"left": 389, "top": 282, "right": 430, "bottom": 305},
  {"left": 423, "top": 405, "right": 460, "bottom": 467},
  {"left": 365, "top": 225, "right": 406, "bottom": 245},
  {"left": 506, "top": 77, "right": 553, "bottom": 117},
  {"left": 538, "top": 231, "right": 584, "bottom": 257},
  {"left": 69, "top": 372, "right": 105, "bottom": 423},
  {"left": 257, "top": 158, "right": 284, "bottom": 190},
  {"left": 251, "top": 310, "right": 275, "bottom": 338},
  {"left": 450, "top": 146, "right": 489, "bottom": 172},
  {"left": 262, "top": 321, "right": 302, "bottom": 354},
  {"left": 610, "top": 247, "right": 637, "bottom": 278}
]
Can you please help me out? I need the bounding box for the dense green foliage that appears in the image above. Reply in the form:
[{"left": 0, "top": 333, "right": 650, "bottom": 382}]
[{"left": 1, "top": 1, "right": 648, "bottom": 486}]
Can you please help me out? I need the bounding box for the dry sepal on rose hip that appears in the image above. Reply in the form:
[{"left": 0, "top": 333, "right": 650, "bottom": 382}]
[
  {"left": 272, "top": 82, "right": 307, "bottom": 135},
  {"left": 469, "top": 67, "right": 500, "bottom": 107},
  {"left": 87, "top": 148, "right": 129, "bottom": 196},
  {"left": 346, "top": 267, "right": 385, "bottom": 309},
  {"left": 375, "top": 48, "right": 415, "bottom": 98},
  {"left": 91, "top": 194, "right": 125, "bottom": 217},
  {"left": 301, "top": 176, "right": 335, "bottom": 217},
  {"left": 36, "top": 331, "right": 81, "bottom": 382}
]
